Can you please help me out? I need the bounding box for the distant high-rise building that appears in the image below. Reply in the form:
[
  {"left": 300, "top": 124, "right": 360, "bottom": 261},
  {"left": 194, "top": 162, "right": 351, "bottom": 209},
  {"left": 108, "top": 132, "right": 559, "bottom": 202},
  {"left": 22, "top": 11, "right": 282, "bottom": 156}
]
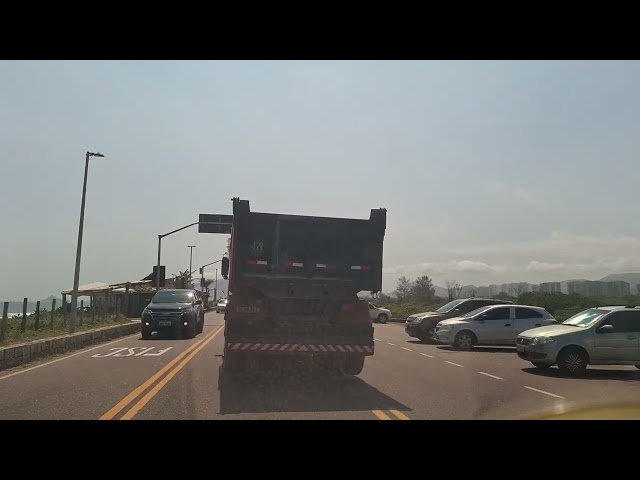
[
  {"left": 567, "top": 280, "right": 630, "bottom": 298},
  {"left": 540, "top": 282, "right": 562, "bottom": 293}
]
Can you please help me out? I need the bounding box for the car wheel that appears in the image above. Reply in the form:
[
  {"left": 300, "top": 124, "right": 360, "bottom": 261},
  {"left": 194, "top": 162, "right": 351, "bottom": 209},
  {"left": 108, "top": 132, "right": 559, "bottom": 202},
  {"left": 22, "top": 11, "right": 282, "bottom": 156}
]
[
  {"left": 377, "top": 313, "right": 388, "bottom": 324},
  {"left": 419, "top": 326, "right": 438, "bottom": 344},
  {"left": 531, "top": 362, "right": 552, "bottom": 370},
  {"left": 184, "top": 321, "right": 197, "bottom": 339},
  {"left": 557, "top": 347, "right": 588, "bottom": 375},
  {"left": 454, "top": 330, "right": 476, "bottom": 350}
]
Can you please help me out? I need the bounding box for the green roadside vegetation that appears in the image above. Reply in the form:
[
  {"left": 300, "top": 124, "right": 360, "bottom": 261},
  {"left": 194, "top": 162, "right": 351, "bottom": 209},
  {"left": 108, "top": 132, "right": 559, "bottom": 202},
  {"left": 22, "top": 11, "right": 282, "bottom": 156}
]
[
  {"left": 378, "top": 292, "right": 640, "bottom": 322},
  {"left": 0, "top": 309, "right": 131, "bottom": 347},
  {"left": 365, "top": 274, "right": 640, "bottom": 322}
]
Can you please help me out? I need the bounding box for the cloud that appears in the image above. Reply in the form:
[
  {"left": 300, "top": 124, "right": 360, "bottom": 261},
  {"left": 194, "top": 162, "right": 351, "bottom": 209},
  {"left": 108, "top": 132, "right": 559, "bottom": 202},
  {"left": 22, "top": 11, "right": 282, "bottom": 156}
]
[
  {"left": 383, "top": 260, "right": 508, "bottom": 277},
  {"left": 450, "top": 232, "right": 640, "bottom": 258},
  {"left": 382, "top": 232, "right": 640, "bottom": 289},
  {"left": 487, "top": 180, "right": 549, "bottom": 211}
]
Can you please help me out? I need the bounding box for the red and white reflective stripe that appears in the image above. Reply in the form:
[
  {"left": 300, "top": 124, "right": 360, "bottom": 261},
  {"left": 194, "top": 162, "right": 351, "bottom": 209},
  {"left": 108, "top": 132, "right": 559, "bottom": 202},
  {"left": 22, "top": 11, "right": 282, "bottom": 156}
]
[
  {"left": 226, "top": 343, "right": 374, "bottom": 354},
  {"left": 247, "top": 259, "right": 268, "bottom": 265},
  {"left": 350, "top": 265, "right": 371, "bottom": 271},
  {"left": 316, "top": 263, "right": 337, "bottom": 269},
  {"left": 283, "top": 261, "right": 304, "bottom": 267}
]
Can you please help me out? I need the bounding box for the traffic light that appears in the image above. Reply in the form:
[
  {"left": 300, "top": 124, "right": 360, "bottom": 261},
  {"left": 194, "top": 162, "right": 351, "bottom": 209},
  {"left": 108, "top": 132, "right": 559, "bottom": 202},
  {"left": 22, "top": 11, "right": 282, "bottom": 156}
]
[
  {"left": 152, "top": 266, "right": 166, "bottom": 287},
  {"left": 221, "top": 256, "right": 229, "bottom": 279}
]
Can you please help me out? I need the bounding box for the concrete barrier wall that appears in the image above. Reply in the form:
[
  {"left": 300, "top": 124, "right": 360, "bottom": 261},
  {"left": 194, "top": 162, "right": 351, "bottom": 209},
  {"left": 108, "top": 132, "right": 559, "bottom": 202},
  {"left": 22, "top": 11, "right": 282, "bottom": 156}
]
[{"left": 0, "top": 322, "right": 140, "bottom": 372}]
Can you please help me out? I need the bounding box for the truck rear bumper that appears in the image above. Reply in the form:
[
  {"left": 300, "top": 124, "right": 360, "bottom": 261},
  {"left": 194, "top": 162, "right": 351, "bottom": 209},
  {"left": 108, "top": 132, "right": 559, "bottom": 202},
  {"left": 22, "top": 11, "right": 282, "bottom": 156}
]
[{"left": 225, "top": 341, "right": 374, "bottom": 355}]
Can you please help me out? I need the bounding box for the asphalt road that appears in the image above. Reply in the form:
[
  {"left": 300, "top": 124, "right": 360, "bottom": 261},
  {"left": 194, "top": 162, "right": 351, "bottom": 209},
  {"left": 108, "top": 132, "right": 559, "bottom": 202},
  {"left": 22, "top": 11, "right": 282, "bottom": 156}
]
[{"left": 1, "top": 312, "right": 639, "bottom": 420}]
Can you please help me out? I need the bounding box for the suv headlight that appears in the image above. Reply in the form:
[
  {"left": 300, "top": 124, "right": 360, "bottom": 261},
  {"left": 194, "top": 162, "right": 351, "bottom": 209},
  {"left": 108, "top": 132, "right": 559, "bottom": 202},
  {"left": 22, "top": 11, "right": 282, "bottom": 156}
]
[{"left": 531, "top": 336, "right": 555, "bottom": 346}]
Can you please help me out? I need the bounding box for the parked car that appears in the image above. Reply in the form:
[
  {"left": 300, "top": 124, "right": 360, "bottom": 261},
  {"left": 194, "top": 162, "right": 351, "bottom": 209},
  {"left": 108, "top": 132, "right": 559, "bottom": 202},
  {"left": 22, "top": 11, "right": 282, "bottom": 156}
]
[
  {"left": 369, "top": 303, "right": 392, "bottom": 324},
  {"left": 141, "top": 288, "right": 205, "bottom": 339},
  {"left": 517, "top": 305, "right": 640, "bottom": 375},
  {"left": 405, "top": 297, "right": 513, "bottom": 343},
  {"left": 216, "top": 298, "right": 228, "bottom": 314},
  {"left": 435, "top": 304, "right": 556, "bottom": 350}
]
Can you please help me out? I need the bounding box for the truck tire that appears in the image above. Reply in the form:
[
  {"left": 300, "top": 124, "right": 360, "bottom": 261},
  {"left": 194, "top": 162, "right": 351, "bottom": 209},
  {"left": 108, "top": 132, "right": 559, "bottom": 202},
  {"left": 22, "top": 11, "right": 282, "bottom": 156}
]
[{"left": 343, "top": 355, "right": 365, "bottom": 375}]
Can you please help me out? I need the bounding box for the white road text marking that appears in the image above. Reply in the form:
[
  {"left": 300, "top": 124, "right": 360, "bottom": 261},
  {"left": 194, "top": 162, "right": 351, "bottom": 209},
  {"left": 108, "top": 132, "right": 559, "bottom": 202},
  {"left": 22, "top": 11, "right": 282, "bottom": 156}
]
[
  {"left": 92, "top": 346, "right": 173, "bottom": 358},
  {"left": 0, "top": 332, "right": 139, "bottom": 380}
]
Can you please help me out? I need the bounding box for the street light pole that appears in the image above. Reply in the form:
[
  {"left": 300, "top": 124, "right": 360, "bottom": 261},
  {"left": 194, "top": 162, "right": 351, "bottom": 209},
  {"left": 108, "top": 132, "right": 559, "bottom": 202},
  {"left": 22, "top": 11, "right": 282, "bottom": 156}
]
[
  {"left": 155, "top": 221, "right": 200, "bottom": 289},
  {"left": 188, "top": 245, "right": 196, "bottom": 286},
  {"left": 69, "top": 151, "right": 104, "bottom": 334}
]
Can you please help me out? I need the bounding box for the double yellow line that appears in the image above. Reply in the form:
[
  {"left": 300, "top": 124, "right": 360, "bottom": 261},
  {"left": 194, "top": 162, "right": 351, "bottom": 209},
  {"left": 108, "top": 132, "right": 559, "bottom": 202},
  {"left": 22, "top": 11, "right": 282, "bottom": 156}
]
[
  {"left": 100, "top": 325, "right": 224, "bottom": 420},
  {"left": 372, "top": 410, "right": 410, "bottom": 420}
]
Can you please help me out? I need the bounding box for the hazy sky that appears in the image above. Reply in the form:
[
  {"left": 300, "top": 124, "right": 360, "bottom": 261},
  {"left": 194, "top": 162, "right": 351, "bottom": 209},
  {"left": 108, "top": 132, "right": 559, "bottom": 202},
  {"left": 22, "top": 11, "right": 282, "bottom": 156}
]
[{"left": 2, "top": 60, "right": 640, "bottom": 300}]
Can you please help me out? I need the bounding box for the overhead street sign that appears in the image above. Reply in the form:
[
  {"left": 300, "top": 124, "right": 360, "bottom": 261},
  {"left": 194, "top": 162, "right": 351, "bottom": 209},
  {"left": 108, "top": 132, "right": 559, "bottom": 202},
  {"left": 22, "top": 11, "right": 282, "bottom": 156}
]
[{"left": 198, "top": 214, "right": 233, "bottom": 234}]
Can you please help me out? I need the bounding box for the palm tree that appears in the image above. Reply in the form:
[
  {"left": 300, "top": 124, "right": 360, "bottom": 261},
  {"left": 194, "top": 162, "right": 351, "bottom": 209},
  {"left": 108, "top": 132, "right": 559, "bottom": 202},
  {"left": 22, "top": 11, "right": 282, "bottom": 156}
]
[{"left": 170, "top": 269, "right": 195, "bottom": 289}]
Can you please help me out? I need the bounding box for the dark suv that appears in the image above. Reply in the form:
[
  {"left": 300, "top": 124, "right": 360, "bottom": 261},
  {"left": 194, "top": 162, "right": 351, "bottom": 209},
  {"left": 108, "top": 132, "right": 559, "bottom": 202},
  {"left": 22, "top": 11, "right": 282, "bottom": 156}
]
[
  {"left": 141, "top": 289, "right": 205, "bottom": 339},
  {"left": 405, "top": 297, "right": 513, "bottom": 343}
]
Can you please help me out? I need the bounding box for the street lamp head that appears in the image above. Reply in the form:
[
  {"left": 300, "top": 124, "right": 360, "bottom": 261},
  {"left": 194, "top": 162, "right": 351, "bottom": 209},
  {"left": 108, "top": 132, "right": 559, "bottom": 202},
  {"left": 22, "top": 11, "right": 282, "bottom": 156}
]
[{"left": 87, "top": 152, "right": 105, "bottom": 158}]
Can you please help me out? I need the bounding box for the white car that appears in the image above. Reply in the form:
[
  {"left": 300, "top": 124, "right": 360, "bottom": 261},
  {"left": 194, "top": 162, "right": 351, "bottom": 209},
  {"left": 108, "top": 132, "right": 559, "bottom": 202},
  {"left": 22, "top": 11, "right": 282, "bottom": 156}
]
[
  {"left": 369, "top": 303, "right": 392, "bottom": 324},
  {"left": 434, "top": 304, "right": 556, "bottom": 350},
  {"left": 215, "top": 298, "right": 228, "bottom": 314}
]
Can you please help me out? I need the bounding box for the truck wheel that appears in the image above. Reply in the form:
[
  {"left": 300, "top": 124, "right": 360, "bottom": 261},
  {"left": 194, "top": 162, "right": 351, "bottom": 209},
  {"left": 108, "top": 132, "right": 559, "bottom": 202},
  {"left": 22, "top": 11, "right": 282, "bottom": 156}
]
[{"left": 343, "top": 355, "right": 365, "bottom": 375}]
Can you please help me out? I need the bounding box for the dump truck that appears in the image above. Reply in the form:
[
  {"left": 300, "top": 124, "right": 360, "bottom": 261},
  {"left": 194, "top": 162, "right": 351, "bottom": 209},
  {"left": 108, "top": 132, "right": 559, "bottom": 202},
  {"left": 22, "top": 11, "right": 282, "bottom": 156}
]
[{"left": 217, "top": 197, "right": 387, "bottom": 376}]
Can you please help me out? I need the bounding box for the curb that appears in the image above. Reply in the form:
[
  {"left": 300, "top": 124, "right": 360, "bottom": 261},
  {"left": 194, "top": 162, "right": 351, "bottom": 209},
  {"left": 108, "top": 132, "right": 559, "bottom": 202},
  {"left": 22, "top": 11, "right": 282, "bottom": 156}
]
[{"left": 0, "top": 322, "right": 141, "bottom": 372}]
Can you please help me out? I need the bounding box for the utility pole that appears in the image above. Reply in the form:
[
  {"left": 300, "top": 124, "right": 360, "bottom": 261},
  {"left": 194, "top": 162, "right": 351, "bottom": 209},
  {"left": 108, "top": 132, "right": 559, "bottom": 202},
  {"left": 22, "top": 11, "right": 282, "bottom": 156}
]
[
  {"left": 187, "top": 245, "right": 196, "bottom": 286},
  {"left": 69, "top": 151, "right": 105, "bottom": 334}
]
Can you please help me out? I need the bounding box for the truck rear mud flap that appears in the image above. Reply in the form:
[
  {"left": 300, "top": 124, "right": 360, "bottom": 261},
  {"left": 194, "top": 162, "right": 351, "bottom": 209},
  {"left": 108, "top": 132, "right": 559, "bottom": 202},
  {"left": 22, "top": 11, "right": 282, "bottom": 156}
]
[{"left": 225, "top": 342, "right": 374, "bottom": 355}]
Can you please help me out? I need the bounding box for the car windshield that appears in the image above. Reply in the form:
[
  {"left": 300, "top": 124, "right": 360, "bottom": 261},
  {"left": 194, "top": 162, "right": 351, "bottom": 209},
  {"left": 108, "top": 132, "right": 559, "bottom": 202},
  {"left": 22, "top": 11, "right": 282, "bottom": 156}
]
[
  {"left": 152, "top": 291, "right": 194, "bottom": 303},
  {"left": 436, "top": 299, "right": 464, "bottom": 314},
  {"left": 461, "top": 306, "right": 492, "bottom": 318},
  {"left": 562, "top": 309, "right": 606, "bottom": 327}
]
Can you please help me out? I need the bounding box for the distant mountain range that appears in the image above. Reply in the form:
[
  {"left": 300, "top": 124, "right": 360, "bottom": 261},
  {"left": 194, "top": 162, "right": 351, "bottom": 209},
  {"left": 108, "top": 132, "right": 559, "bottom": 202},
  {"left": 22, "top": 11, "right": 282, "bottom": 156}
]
[
  {"left": 1, "top": 296, "right": 62, "bottom": 315},
  {"left": 386, "top": 272, "right": 640, "bottom": 297}
]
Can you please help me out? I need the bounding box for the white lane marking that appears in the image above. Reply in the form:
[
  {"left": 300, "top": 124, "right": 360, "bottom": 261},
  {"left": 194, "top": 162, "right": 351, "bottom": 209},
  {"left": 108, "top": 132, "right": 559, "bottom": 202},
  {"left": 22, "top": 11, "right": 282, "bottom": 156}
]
[
  {"left": 0, "top": 332, "right": 140, "bottom": 381},
  {"left": 420, "top": 353, "right": 434, "bottom": 358},
  {"left": 401, "top": 347, "right": 412, "bottom": 351},
  {"left": 445, "top": 361, "right": 464, "bottom": 368},
  {"left": 524, "top": 386, "right": 565, "bottom": 399},
  {"left": 478, "top": 371, "right": 503, "bottom": 380},
  {"left": 386, "top": 342, "right": 396, "bottom": 346},
  {"left": 374, "top": 338, "right": 380, "bottom": 341}
]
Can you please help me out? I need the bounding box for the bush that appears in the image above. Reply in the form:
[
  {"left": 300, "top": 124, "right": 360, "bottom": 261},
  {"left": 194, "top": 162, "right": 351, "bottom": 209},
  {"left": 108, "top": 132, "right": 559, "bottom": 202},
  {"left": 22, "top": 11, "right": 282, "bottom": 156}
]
[{"left": 380, "top": 302, "right": 443, "bottom": 319}]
